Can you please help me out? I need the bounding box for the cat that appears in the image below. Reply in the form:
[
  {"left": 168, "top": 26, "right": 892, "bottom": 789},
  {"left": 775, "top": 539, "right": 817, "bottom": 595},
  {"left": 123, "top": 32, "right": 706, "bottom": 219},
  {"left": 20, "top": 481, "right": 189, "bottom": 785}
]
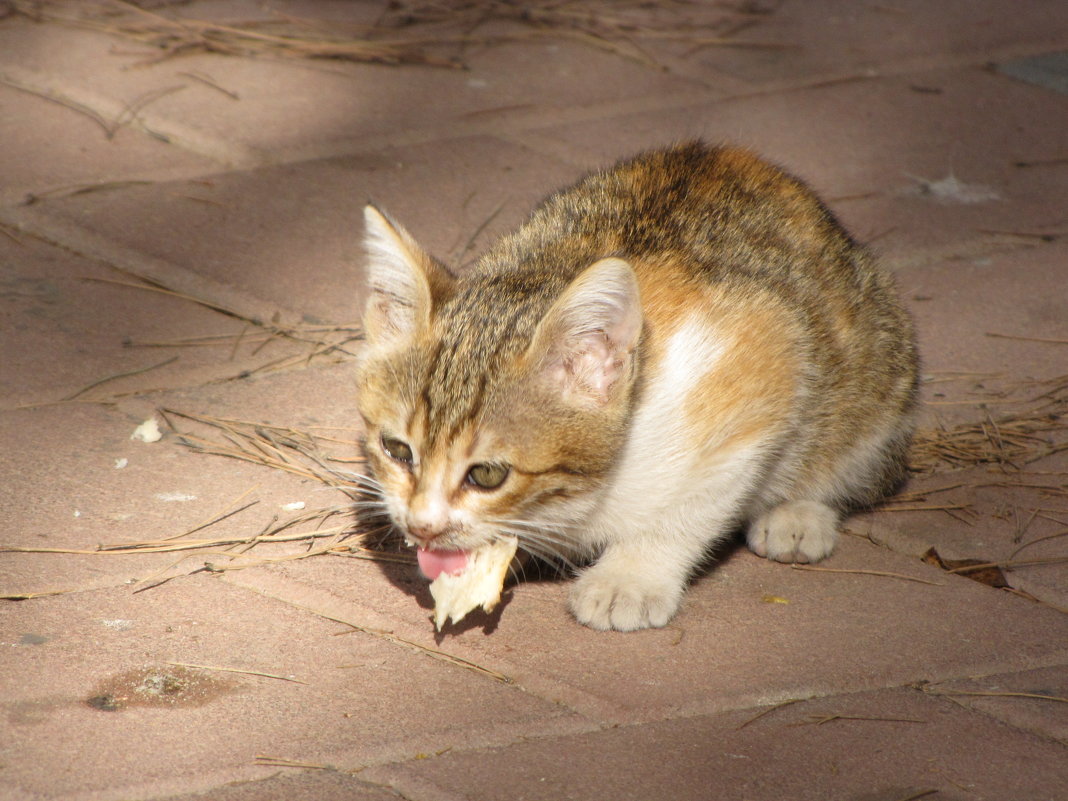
[{"left": 355, "top": 141, "right": 919, "bottom": 631}]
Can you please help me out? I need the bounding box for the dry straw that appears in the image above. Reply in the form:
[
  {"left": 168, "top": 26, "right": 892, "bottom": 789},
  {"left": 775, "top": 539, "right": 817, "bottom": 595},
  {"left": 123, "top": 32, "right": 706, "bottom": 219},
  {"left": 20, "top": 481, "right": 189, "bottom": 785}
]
[
  {"left": 0, "top": 409, "right": 405, "bottom": 585},
  {"left": 910, "top": 372, "right": 1068, "bottom": 473},
  {"left": 12, "top": 0, "right": 781, "bottom": 70}
]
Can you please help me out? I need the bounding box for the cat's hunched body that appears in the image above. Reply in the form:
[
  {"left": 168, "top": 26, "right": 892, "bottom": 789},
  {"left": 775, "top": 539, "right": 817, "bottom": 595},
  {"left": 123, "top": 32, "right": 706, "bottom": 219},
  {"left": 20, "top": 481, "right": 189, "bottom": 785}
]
[{"left": 356, "top": 142, "right": 918, "bottom": 631}]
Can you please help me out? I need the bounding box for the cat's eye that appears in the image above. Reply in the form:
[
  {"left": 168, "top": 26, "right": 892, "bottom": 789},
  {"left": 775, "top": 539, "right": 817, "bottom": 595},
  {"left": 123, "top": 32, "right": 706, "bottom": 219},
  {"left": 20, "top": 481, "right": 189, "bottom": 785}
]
[
  {"left": 466, "top": 462, "right": 509, "bottom": 490},
  {"left": 381, "top": 435, "right": 413, "bottom": 465}
]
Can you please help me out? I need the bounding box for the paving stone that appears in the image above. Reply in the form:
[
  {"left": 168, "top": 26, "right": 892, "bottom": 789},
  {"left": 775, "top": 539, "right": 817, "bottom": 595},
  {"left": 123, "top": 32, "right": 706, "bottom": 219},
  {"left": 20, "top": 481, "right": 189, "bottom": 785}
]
[
  {"left": 0, "top": 234, "right": 304, "bottom": 410},
  {"left": 155, "top": 771, "right": 406, "bottom": 801},
  {"left": 514, "top": 67, "right": 1068, "bottom": 263},
  {"left": 675, "top": 0, "right": 1068, "bottom": 87},
  {"left": 0, "top": 4, "right": 703, "bottom": 165},
  {"left": 857, "top": 463, "right": 1068, "bottom": 615},
  {"left": 3, "top": 2, "right": 1068, "bottom": 799},
  {"left": 223, "top": 533, "right": 1068, "bottom": 725},
  {"left": 0, "top": 352, "right": 386, "bottom": 598},
  {"left": 896, "top": 242, "right": 1068, "bottom": 388},
  {"left": 998, "top": 49, "right": 1068, "bottom": 95},
  {"left": 0, "top": 400, "right": 325, "bottom": 597},
  {"left": 146, "top": 358, "right": 364, "bottom": 432},
  {"left": 0, "top": 82, "right": 215, "bottom": 206},
  {"left": 0, "top": 578, "right": 570, "bottom": 801},
  {"left": 935, "top": 665, "right": 1068, "bottom": 745},
  {"left": 31, "top": 136, "right": 579, "bottom": 323},
  {"left": 855, "top": 241, "right": 1068, "bottom": 609},
  {"left": 378, "top": 686, "right": 1068, "bottom": 801}
]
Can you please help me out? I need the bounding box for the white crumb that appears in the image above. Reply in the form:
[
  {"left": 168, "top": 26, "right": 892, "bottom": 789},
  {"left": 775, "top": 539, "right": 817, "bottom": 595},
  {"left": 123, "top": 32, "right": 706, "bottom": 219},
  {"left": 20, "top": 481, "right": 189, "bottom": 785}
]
[
  {"left": 155, "top": 492, "right": 196, "bottom": 502},
  {"left": 100, "top": 619, "right": 134, "bottom": 631},
  {"left": 281, "top": 501, "right": 306, "bottom": 511},
  {"left": 114, "top": 458, "right": 128, "bottom": 469},
  {"left": 130, "top": 417, "right": 162, "bottom": 443},
  {"left": 910, "top": 173, "right": 1000, "bottom": 204}
]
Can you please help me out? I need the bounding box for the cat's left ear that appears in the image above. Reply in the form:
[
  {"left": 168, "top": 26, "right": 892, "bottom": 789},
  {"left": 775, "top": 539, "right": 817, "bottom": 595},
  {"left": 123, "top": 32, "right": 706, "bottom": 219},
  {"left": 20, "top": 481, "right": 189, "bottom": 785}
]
[
  {"left": 362, "top": 204, "right": 454, "bottom": 349},
  {"left": 528, "top": 257, "right": 643, "bottom": 405}
]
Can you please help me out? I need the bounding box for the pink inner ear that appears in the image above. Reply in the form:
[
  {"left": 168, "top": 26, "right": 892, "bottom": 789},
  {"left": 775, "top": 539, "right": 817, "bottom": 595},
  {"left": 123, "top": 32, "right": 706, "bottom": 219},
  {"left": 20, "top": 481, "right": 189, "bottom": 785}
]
[{"left": 554, "top": 332, "right": 626, "bottom": 400}]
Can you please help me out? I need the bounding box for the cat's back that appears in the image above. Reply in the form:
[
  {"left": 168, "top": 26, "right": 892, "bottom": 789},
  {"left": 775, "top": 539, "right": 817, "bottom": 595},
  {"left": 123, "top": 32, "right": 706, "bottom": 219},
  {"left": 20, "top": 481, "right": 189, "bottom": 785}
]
[
  {"left": 490, "top": 142, "right": 858, "bottom": 288},
  {"left": 478, "top": 142, "right": 913, "bottom": 386}
]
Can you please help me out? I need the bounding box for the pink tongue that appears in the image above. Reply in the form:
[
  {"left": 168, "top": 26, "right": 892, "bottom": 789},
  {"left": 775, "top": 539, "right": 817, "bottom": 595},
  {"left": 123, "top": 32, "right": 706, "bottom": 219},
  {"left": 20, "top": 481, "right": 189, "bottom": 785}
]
[{"left": 417, "top": 548, "right": 469, "bottom": 580}]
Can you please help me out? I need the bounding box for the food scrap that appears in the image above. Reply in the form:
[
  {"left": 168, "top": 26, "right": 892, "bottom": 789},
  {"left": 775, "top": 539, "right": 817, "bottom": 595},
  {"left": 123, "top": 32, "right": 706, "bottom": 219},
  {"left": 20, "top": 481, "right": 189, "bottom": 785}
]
[{"left": 423, "top": 537, "right": 518, "bottom": 631}]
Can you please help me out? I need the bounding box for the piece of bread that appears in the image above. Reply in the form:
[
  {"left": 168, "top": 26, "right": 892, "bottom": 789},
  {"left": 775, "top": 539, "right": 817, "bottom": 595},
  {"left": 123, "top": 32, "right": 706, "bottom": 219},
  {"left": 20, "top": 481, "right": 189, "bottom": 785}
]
[{"left": 429, "top": 536, "right": 518, "bottom": 630}]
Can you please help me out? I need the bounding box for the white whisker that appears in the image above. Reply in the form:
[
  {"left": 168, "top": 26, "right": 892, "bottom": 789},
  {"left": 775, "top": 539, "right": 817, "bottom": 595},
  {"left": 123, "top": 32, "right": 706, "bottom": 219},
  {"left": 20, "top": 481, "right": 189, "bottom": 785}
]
[
  {"left": 330, "top": 469, "right": 384, "bottom": 488},
  {"left": 494, "top": 524, "right": 580, "bottom": 574}
]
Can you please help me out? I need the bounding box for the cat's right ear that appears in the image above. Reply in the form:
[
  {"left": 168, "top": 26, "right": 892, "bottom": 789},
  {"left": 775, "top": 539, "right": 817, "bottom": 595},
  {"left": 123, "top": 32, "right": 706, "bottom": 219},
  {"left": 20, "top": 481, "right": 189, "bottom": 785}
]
[
  {"left": 362, "top": 204, "right": 454, "bottom": 348},
  {"left": 526, "top": 257, "right": 643, "bottom": 406}
]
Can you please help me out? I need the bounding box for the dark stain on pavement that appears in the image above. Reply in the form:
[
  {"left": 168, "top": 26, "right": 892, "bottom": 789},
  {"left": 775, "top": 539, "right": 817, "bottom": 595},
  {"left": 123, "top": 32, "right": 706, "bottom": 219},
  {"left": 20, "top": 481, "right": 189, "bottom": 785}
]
[{"left": 85, "top": 664, "right": 234, "bottom": 712}]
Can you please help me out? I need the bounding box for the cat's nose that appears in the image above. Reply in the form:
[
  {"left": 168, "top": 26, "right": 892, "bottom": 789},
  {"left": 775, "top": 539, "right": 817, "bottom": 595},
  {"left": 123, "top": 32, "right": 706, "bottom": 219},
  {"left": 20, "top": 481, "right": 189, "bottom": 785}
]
[
  {"left": 407, "top": 491, "right": 451, "bottom": 545},
  {"left": 406, "top": 523, "right": 442, "bottom": 547}
]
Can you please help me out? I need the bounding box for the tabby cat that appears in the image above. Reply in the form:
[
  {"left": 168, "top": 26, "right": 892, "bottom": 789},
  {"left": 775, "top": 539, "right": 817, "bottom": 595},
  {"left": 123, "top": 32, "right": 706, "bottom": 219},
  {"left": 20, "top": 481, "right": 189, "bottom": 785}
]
[{"left": 355, "top": 142, "right": 918, "bottom": 631}]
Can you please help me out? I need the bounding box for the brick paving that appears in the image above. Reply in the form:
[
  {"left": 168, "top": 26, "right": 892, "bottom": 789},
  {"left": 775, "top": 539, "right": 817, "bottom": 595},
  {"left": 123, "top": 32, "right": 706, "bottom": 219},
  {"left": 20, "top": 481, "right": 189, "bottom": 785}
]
[{"left": 1, "top": 2, "right": 1067, "bottom": 799}]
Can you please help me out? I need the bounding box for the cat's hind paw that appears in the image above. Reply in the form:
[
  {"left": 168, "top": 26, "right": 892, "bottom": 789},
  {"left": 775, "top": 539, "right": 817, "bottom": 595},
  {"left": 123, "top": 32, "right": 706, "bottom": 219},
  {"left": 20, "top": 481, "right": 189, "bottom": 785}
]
[
  {"left": 747, "top": 500, "right": 838, "bottom": 564},
  {"left": 568, "top": 563, "right": 683, "bottom": 631}
]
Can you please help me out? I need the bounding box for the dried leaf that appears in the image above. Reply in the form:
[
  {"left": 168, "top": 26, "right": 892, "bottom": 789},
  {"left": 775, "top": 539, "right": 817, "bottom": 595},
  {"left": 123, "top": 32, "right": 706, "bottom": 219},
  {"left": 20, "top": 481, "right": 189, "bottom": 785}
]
[{"left": 921, "top": 547, "right": 1009, "bottom": 588}]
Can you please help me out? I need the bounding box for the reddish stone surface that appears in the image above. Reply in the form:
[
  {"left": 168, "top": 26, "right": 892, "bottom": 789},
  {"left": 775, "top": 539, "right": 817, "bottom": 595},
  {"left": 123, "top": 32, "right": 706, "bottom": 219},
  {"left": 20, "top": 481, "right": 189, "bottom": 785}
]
[{"left": 1, "top": 2, "right": 1065, "bottom": 799}]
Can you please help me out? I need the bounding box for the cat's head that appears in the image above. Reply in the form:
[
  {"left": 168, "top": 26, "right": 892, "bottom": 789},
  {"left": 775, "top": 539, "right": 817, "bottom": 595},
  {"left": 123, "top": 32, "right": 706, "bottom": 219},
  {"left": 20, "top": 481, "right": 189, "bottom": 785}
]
[{"left": 355, "top": 205, "right": 643, "bottom": 566}]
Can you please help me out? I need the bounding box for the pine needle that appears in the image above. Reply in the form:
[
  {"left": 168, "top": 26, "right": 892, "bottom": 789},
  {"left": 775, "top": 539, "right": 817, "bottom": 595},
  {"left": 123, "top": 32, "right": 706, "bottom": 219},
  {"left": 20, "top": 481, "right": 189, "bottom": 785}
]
[
  {"left": 735, "top": 697, "right": 804, "bottom": 730},
  {"left": 165, "top": 661, "right": 308, "bottom": 684},
  {"left": 923, "top": 687, "right": 1068, "bottom": 705},
  {"left": 789, "top": 564, "right": 944, "bottom": 586}
]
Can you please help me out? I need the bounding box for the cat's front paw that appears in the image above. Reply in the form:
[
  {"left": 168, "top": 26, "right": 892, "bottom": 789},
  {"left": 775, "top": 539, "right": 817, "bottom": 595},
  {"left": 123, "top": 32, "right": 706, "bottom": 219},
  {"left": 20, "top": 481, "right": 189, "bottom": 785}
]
[
  {"left": 568, "top": 562, "right": 683, "bottom": 631},
  {"left": 747, "top": 500, "right": 838, "bottom": 563}
]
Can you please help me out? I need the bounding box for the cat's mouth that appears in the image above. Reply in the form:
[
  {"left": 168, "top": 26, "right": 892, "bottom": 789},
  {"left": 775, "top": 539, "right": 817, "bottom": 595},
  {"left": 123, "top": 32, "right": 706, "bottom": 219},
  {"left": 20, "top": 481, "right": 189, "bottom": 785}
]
[{"left": 416, "top": 547, "right": 470, "bottom": 580}]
